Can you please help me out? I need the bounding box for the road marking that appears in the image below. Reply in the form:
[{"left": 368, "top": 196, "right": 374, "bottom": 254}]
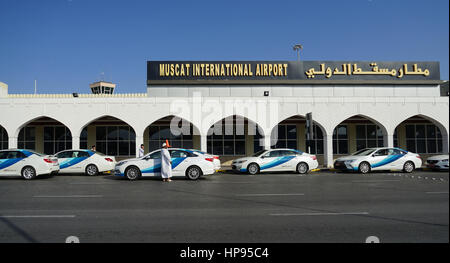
[
  {"left": 69, "top": 183, "right": 115, "bottom": 185},
  {"left": 351, "top": 180, "right": 400, "bottom": 183},
  {"left": 33, "top": 195, "right": 103, "bottom": 198},
  {"left": 270, "top": 212, "right": 369, "bottom": 216},
  {"left": 205, "top": 182, "right": 254, "bottom": 184},
  {"left": 236, "top": 193, "right": 305, "bottom": 197},
  {"left": 425, "top": 192, "right": 449, "bottom": 194},
  {"left": 0, "top": 215, "right": 76, "bottom": 218}
]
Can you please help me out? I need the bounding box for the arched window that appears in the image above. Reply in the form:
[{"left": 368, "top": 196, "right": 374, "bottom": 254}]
[
  {"left": 405, "top": 124, "right": 442, "bottom": 153},
  {"left": 307, "top": 124, "right": 324, "bottom": 154},
  {"left": 0, "top": 126, "right": 8, "bottom": 150}
]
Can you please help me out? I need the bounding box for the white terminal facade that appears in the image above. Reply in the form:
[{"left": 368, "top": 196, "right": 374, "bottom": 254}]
[{"left": 0, "top": 60, "right": 448, "bottom": 167}]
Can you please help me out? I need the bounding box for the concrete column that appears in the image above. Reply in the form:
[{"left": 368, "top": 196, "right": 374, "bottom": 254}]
[
  {"left": 200, "top": 134, "right": 207, "bottom": 152},
  {"left": 72, "top": 136, "right": 80, "bottom": 150},
  {"left": 384, "top": 134, "right": 394, "bottom": 148},
  {"left": 8, "top": 136, "right": 17, "bottom": 149},
  {"left": 135, "top": 135, "right": 144, "bottom": 158},
  {"left": 324, "top": 135, "right": 333, "bottom": 168},
  {"left": 263, "top": 135, "right": 271, "bottom": 150}
]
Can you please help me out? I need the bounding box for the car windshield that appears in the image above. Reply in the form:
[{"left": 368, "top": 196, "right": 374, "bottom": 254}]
[
  {"left": 352, "top": 148, "right": 376, "bottom": 156},
  {"left": 26, "top": 150, "right": 44, "bottom": 157},
  {"left": 252, "top": 150, "right": 267, "bottom": 157}
]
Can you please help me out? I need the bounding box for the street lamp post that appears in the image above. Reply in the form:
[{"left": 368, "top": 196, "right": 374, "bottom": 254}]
[{"left": 293, "top": 44, "right": 303, "bottom": 61}]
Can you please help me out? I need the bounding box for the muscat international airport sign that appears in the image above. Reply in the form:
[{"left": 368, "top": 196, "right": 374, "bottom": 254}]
[{"left": 147, "top": 61, "right": 440, "bottom": 84}]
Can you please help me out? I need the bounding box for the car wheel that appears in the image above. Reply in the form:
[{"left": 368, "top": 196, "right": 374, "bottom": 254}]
[
  {"left": 186, "top": 166, "right": 201, "bottom": 180},
  {"left": 22, "top": 166, "right": 36, "bottom": 180},
  {"left": 296, "top": 162, "right": 309, "bottom": 174},
  {"left": 85, "top": 164, "right": 98, "bottom": 176},
  {"left": 125, "top": 166, "right": 141, "bottom": 181},
  {"left": 247, "top": 163, "right": 260, "bottom": 175},
  {"left": 403, "top": 161, "right": 415, "bottom": 173},
  {"left": 358, "top": 162, "right": 371, "bottom": 174}
]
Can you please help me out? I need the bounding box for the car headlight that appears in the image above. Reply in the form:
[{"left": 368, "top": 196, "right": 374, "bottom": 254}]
[
  {"left": 235, "top": 160, "right": 247, "bottom": 164},
  {"left": 117, "top": 161, "right": 126, "bottom": 166},
  {"left": 441, "top": 159, "right": 448, "bottom": 162},
  {"left": 344, "top": 160, "right": 356, "bottom": 164}
]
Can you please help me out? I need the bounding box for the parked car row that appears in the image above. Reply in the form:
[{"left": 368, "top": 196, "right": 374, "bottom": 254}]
[{"left": 0, "top": 147, "right": 447, "bottom": 180}]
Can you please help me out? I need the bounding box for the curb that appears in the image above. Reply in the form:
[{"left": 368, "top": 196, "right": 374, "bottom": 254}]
[{"left": 217, "top": 167, "right": 435, "bottom": 173}]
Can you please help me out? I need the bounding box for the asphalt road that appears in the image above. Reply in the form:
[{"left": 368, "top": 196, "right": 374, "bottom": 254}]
[{"left": 0, "top": 170, "right": 448, "bottom": 243}]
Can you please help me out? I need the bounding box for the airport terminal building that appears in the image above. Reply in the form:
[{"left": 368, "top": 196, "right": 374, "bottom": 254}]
[{"left": 0, "top": 61, "right": 448, "bottom": 167}]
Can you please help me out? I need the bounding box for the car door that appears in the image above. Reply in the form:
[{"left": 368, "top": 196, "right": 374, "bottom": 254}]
[
  {"left": 259, "top": 150, "right": 284, "bottom": 172},
  {"left": 56, "top": 151, "right": 76, "bottom": 173},
  {"left": 169, "top": 150, "right": 190, "bottom": 176},
  {"left": 386, "top": 148, "right": 407, "bottom": 169},
  {"left": 71, "top": 151, "right": 91, "bottom": 173},
  {"left": 279, "top": 150, "right": 299, "bottom": 171},
  {"left": 0, "top": 151, "right": 12, "bottom": 175},
  {"left": 369, "top": 149, "right": 390, "bottom": 170},
  {"left": 0, "top": 151, "right": 27, "bottom": 175},
  {"left": 141, "top": 150, "right": 161, "bottom": 176}
]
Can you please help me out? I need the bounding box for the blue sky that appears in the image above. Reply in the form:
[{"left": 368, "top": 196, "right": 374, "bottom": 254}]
[{"left": 0, "top": 0, "right": 448, "bottom": 94}]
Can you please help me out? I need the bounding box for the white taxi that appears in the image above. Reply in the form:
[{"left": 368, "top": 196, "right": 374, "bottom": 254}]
[
  {"left": 189, "top": 149, "right": 221, "bottom": 171},
  {"left": 231, "top": 148, "right": 319, "bottom": 175},
  {"left": 426, "top": 155, "right": 449, "bottom": 171},
  {"left": 54, "top": 149, "right": 116, "bottom": 176},
  {"left": 0, "top": 149, "right": 59, "bottom": 179},
  {"left": 333, "top": 147, "right": 422, "bottom": 174},
  {"left": 114, "top": 148, "right": 215, "bottom": 180}
]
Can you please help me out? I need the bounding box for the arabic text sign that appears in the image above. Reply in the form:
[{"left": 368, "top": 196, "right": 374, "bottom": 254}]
[{"left": 147, "top": 61, "right": 440, "bottom": 82}]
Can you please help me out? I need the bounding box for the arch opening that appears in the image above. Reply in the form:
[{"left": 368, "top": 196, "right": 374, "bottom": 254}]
[
  {"left": 144, "top": 115, "right": 202, "bottom": 153},
  {"left": 80, "top": 116, "right": 136, "bottom": 158},
  {"left": 393, "top": 115, "right": 447, "bottom": 155},
  {"left": 0, "top": 125, "right": 8, "bottom": 150},
  {"left": 332, "top": 115, "right": 387, "bottom": 156},
  {"left": 270, "top": 115, "right": 326, "bottom": 154},
  {"left": 17, "top": 117, "right": 72, "bottom": 155},
  {"left": 207, "top": 115, "right": 265, "bottom": 161}
]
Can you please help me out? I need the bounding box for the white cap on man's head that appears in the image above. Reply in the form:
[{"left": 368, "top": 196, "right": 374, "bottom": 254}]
[{"left": 162, "top": 142, "right": 167, "bottom": 147}]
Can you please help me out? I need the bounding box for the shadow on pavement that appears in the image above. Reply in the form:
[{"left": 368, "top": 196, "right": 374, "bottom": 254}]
[{"left": 0, "top": 217, "right": 38, "bottom": 243}]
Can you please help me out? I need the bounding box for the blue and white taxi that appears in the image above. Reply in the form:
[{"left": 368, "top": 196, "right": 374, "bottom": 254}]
[
  {"left": 189, "top": 149, "right": 221, "bottom": 171},
  {"left": 54, "top": 149, "right": 116, "bottom": 176},
  {"left": 0, "top": 149, "right": 59, "bottom": 179},
  {"left": 426, "top": 155, "right": 449, "bottom": 171},
  {"left": 231, "top": 148, "right": 319, "bottom": 175},
  {"left": 114, "top": 148, "right": 215, "bottom": 180},
  {"left": 333, "top": 147, "right": 422, "bottom": 174}
]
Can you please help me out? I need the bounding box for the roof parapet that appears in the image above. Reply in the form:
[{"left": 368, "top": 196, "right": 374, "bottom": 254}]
[{"left": 7, "top": 93, "right": 147, "bottom": 98}]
